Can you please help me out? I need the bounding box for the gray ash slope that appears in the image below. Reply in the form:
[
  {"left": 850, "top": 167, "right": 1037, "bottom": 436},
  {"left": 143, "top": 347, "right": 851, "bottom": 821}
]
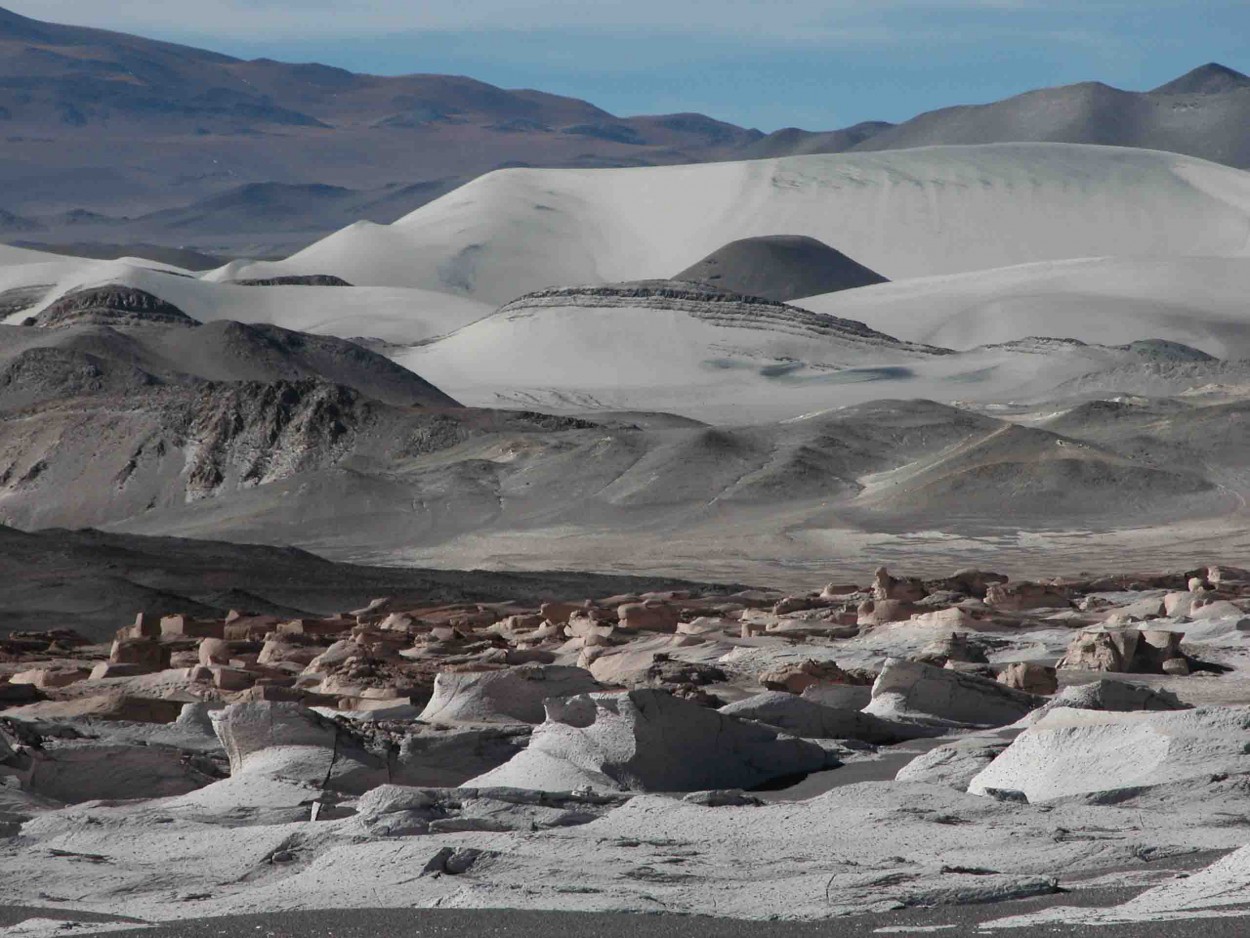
[
  {"left": 1152, "top": 62, "right": 1250, "bottom": 95},
  {"left": 1037, "top": 395, "right": 1250, "bottom": 471},
  {"left": 9, "top": 242, "right": 227, "bottom": 271},
  {"left": 0, "top": 281, "right": 1237, "bottom": 565},
  {"left": 0, "top": 321, "right": 533, "bottom": 534},
  {"left": 673, "top": 235, "right": 888, "bottom": 302},
  {"left": 0, "top": 285, "right": 52, "bottom": 320},
  {"left": 1049, "top": 358, "right": 1250, "bottom": 400}
]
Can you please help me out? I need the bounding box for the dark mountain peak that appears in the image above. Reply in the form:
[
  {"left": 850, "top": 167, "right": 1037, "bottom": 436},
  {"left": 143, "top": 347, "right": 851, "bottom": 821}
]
[
  {"left": 0, "top": 5, "right": 51, "bottom": 40},
  {"left": 1151, "top": 63, "right": 1250, "bottom": 95},
  {"left": 674, "top": 234, "right": 888, "bottom": 303}
]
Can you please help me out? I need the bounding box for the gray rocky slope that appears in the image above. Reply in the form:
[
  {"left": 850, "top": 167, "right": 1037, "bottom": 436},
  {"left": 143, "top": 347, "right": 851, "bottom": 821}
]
[
  {"left": 0, "top": 320, "right": 1237, "bottom": 576},
  {"left": 0, "top": 280, "right": 1246, "bottom": 581}
]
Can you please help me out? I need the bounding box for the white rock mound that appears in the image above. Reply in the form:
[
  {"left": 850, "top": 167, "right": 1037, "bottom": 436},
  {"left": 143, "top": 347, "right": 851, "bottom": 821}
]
[
  {"left": 210, "top": 700, "right": 387, "bottom": 794},
  {"left": 863, "top": 657, "right": 1040, "bottom": 730},
  {"left": 1022, "top": 679, "right": 1187, "bottom": 724},
  {"left": 465, "top": 688, "right": 835, "bottom": 792},
  {"left": 1080, "top": 842, "right": 1250, "bottom": 924},
  {"left": 968, "top": 706, "right": 1250, "bottom": 802},
  {"left": 418, "top": 665, "right": 603, "bottom": 725}
]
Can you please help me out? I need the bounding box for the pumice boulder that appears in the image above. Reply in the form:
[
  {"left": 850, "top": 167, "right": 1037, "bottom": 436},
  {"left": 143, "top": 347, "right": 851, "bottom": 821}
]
[
  {"left": 997, "top": 662, "right": 1058, "bottom": 696},
  {"left": 1023, "top": 680, "right": 1187, "bottom": 723},
  {"left": 969, "top": 706, "right": 1250, "bottom": 802},
  {"left": 759, "top": 659, "right": 859, "bottom": 693},
  {"left": 1056, "top": 627, "right": 1186, "bottom": 674},
  {"left": 418, "top": 665, "right": 603, "bottom": 725},
  {"left": 863, "top": 658, "right": 1041, "bottom": 729},
  {"left": 465, "top": 688, "right": 835, "bottom": 792},
  {"left": 872, "top": 566, "right": 927, "bottom": 603},
  {"left": 985, "top": 582, "right": 1071, "bottom": 612},
  {"left": 617, "top": 601, "right": 680, "bottom": 632},
  {"left": 210, "top": 701, "right": 386, "bottom": 793}
]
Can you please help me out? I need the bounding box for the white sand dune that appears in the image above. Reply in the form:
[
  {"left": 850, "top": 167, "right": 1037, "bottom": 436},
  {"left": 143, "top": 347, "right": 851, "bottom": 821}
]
[
  {"left": 397, "top": 288, "right": 1211, "bottom": 422},
  {"left": 799, "top": 256, "right": 1250, "bottom": 358},
  {"left": 0, "top": 255, "right": 190, "bottom": 291},
  {"left": 223, "top": 144, "right": 1250, "bottom": 304},
  {"left": 0, "top": 259, "right": 492, "bottom": 344},
  {"left": 0, "top": 243, "right": 60, "bottom": 267}
]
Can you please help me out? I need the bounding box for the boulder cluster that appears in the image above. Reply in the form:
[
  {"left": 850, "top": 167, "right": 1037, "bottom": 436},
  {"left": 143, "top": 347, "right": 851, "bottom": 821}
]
[
  {"left": 1, "top": 562, "right": 1243, "bottom": 805},
  {"left": 2, "top": 561, "right": 1249, "bottom": 924}
]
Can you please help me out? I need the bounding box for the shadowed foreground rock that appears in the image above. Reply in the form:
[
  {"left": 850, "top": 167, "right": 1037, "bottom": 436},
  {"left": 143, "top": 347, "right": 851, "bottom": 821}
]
[{"left": 719, "top": 690, "right": 906, "bottom": 744}]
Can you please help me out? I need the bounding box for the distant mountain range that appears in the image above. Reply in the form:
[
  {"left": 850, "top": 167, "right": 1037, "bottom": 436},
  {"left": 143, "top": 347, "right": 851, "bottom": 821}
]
[{"left": 1, "top": 4, "right": 1247, "bottom": 258}]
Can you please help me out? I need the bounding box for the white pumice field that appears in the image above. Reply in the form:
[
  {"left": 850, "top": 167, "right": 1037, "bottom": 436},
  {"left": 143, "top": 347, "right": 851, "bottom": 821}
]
[
  {"left": 3, "top": 5, "right": 1250, "bottom": 934},
  {"left": 6, "top": 565, "right": 1250, "bottom": 933}
]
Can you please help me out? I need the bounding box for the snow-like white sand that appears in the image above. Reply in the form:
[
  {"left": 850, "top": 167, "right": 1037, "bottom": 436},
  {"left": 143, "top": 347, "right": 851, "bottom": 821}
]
[
  {"left": 0, "top": 259, "right": 492, "bottom": 344},
  {"left": 223, "top": 144, "right": 1250, "bottom": 304},
  {"left": 397, "top": 301, "right": 1206, "bottom": 422},
  {"left": 0, "top": 243, "right": 60, "bottom": 268},
  {"left": 799, "top": 256, "right": 1250, "bottom": 358}
]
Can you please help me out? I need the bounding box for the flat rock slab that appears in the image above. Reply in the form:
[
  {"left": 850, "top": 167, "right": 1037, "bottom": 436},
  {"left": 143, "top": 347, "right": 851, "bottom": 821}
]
[{"left": 969, "top": 705, "right": 1250, "bottom": 801}]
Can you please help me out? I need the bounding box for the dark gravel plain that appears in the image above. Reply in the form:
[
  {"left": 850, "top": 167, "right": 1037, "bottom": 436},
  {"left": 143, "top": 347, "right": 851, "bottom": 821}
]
[{"left": 5, "top": 892, "right": 1250, "bottom": 938}]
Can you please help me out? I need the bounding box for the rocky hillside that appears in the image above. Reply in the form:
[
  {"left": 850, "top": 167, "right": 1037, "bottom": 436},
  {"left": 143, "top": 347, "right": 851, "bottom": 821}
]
[
  {"left": 31, "top": 286, "right": 197, "bottom": 329},
  {"left": 0, "top": 309, "right": 459, "bottom": 411}
]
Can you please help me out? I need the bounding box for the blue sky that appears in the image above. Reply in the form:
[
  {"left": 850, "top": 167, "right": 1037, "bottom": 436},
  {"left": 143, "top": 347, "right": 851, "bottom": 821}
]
[{"left": 14, "top": 1, "right": 1250, "bottom": 131}]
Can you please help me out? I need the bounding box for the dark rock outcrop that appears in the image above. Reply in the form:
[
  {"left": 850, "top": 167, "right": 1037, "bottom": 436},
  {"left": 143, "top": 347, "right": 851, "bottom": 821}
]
[
  {"left": 33, "top": 286, "right": 198, "bottom": 329},
  {"left": 231, "top": 275, "right": 353, "bottom": 287},
  {"left": 674, "top": 235, "right": 888, "bottom": 301}
]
